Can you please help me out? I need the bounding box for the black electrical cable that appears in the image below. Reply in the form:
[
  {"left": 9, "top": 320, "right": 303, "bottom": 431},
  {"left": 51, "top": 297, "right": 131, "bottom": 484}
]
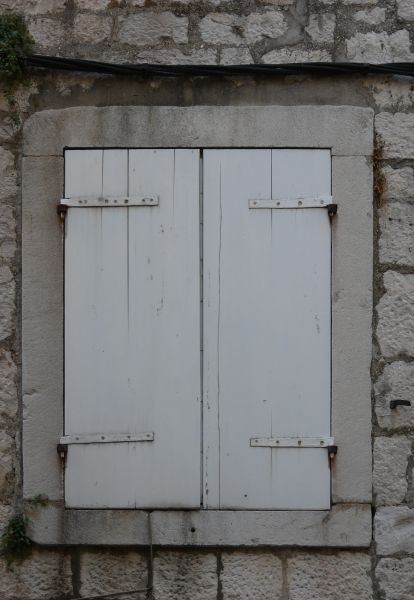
[{"left": 22, "top": 54, "right": 414, "bottom": 79}]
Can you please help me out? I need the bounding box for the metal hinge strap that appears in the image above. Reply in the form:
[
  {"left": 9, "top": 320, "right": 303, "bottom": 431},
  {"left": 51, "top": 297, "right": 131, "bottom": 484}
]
[
  {"left": 248, "top": 195, "right": 333, "bottom": 209},
  {"left": 250, "top": 436, "right": 334, "bottom": 448},
  {"left": 59, "top": 196, "right": 159, "bottom": 208},
  {"left": 59, "top": 432, "right": 154, "bottom": 445}
]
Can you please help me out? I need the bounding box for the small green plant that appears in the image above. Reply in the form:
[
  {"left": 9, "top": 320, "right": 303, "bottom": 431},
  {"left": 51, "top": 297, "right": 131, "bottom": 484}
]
[
  {"left": 0, "top": 13, "right": 34, "bottom": 127},
  {"left": 1, "top": 513, "right": 32, "bottom": 565},
  {"left": 26, "top": 494, "right": 49, "bottom": 507}
]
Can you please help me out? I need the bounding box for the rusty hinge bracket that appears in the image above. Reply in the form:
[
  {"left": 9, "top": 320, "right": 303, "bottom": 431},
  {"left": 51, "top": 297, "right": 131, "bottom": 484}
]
[
  {"left": 327, "top": 203, "right": 338, "bottom": 221},
  {"left": 57, "top": 203, "right": 68, "bottom": 221},
  {"left": 328, "top": 444, "right": 338, "bottom": 461},
  {"left": 57, "top": 443, "right": 67, "bottom": 460}
]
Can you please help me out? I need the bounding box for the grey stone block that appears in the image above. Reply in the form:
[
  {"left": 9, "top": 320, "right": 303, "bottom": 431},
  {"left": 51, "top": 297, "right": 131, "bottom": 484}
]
[
  {"left": 376, "top": 112, "right": 414, "bottom": 159},
  {"left": 373, "top": 437, "right": 411, "bottom": 506},
  {"left": 383, "top": 166, "right": 414, "bottom": 201},
  {"left": 0, "top": 147, "right": 17, "bottom": 200},
  {"left": 28, "top": 505, "right": 372, "bottom": 547},
  {"left": 0, "top": 266, "right": 15, "bottom": 342},
  {"left": 23, "top": 106, "right": 374, "bottom": 157},
  {"left": 375, "top": 507, "right": 414, "bottom": 555},
  {"left": 376, "top": 558, "right": 414, "bottom": 599},
  {"left": 118, "top": 13, "right": 188, "bottom": 46},
  {"left": 287, "top": 552, "right": 373, "bottom": 600},
  {"left": 377, "top": 272, "right": 414, "bottom": 358},
  {"left": 154, "top": 551, "right": 217, "bottom": 600},
  {"left": 221, "top": 552, "right": 283, "bottom": 600},
  {"left": 347, "top": 30, "right": 413, "bottom": 62},
  {"left": 80, "top": 549, "right": 148, "bottom": 599},
  {"left": 379, "top": 202, "right": 414, "bottom": 267},
  {"left": 397, "top": 0, "right": 414, "bottom": 21},
  {"left": 73, "top": 14, "right": 112, "bottom": 44},
  {"left": 375, "top": 362, "right": 414, "bottom": 430},
  {"left": 0, "top": 549, "right": 72, "bottom": 600}
]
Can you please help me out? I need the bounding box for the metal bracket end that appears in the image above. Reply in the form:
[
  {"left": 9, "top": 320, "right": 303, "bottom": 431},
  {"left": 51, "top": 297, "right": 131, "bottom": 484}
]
[
  {"left": 57, "top": 203, "right": 68, "bottom": 220},
  {"left": 328, "top": 445, "right": 338, "bottom": 460},
  {"left": 327, "top": 203, "right": 338, "bottom": 220},
  {"left": 57, "top": 443, "right": 67, "bottom": 459}
]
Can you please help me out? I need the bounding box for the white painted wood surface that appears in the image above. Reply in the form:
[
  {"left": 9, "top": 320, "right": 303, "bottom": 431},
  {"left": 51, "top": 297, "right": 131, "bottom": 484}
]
[
  {"left": 64, "top": 149, "right": 201, "bottom": 508},
  {"left": 203, "top": 149, "right": 332, "bottom": 509},
  {"left": 64, "top": 148, "right": 332, "bottom": 511}
]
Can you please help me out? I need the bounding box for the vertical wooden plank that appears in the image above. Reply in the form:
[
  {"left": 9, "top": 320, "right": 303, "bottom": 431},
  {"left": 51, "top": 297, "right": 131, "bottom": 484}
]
[
  {"left": 271, "top": 149, "right": 331, "bottom": 198},
  {"left": 65, "top": 149, "right": 103, "bottom": 198},
  {"left": 203, "top": 150, "right": 272, "bottom": 508},
  {"left": 126, "top": 149, "right": 201, "bottom": 508},
  {"left": 267, "top": 149, "right": 331, "bottom": 509},
  {"left": 65, "top": 150, "right": 132, "bottom": 507},
  {"left": 203, "top": 149, "right": 331, "bottom": 510}
]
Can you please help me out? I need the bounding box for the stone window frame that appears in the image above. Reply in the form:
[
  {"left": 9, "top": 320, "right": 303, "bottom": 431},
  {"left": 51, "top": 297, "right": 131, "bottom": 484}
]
[{"left": 22, "top": 105, "right": 373, "bottom": 547}]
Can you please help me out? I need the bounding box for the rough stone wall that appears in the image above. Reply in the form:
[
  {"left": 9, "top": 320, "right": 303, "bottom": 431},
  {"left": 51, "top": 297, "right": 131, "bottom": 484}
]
[{"left": 0, "top": 1, "right": 414, "bottom": 599}]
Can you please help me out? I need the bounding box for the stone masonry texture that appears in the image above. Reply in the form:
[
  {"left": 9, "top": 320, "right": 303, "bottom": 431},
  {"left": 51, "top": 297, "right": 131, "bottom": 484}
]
[{"left": 0, "top": 0, "right": 413, "bottom": 599}]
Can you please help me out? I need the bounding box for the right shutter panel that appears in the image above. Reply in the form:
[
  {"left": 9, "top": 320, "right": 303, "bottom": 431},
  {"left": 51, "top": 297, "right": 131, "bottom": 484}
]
[{"left": 203, "top": 149, "right": 332, "bottom": 509}]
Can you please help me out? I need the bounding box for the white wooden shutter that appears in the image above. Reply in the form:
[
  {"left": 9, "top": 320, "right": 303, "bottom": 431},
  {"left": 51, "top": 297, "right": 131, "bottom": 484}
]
[
  {"left": 203, "top": 149, "right": 332, "bottom": 509},
  {"left": 64, "top": 149, "right": 201, "bottom": 508}
]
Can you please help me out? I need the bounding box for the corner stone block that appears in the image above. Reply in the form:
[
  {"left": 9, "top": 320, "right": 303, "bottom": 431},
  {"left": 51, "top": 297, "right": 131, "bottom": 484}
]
[
  {"left": 375, "top": 112, "right": 414, "bottom": 159},
  {"left": 373, "top": 436, "right": 411, "bottom": 506},
  {"left": 375, "top": 507, "right": 414, "bottom": 555},
  {"left": 221, "top": 552, "right": 283, "bottom": 600},
  {"left": 376, "top": 558, "right": 414, "bottom": 600},
  {"left": 375, "top": 361, "right": 414, "bottom": 430},
  {"left": 153, "top": 551, "right": 217, "bottom": 600},
  {"left": 376, "top": 271, "right": 414, "bottom": 358},
  {"left": 287, "top": 552, "right": 373, "bottom": 600},
  {"left": 79, "top": 550, "right": 148, "bottom": 598}
]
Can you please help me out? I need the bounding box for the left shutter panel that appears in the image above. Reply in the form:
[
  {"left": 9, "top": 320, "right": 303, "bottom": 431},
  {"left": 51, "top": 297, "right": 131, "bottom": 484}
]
[{"left": 64, "top": 149, "right": 201, "bottom": 508}]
